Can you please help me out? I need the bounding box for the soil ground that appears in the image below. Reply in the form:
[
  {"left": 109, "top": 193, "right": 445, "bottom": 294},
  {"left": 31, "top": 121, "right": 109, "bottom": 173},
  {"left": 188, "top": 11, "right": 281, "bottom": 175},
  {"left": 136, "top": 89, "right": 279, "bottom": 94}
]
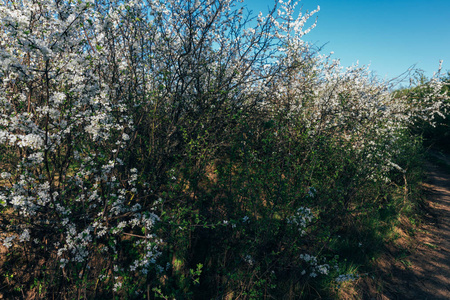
[{"left": 361, "top": 150, "right": 450, "bottom": 300}]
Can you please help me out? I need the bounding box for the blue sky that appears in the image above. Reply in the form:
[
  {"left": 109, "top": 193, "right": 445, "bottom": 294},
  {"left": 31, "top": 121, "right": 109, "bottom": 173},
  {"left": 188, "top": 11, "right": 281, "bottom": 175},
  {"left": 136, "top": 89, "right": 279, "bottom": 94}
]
[{"left": 244, "top": 0, "right": 450, "bottom": 83}]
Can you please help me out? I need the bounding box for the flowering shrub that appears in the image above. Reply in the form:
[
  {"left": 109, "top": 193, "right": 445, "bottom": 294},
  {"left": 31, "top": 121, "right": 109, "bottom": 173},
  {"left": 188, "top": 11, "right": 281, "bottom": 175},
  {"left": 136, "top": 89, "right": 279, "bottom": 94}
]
[
  {"left": 0, "top": 0, "right": 448, "bottom": 298},
  {"left": 400, "top": 72, "right": 450, "bottom": 150}
]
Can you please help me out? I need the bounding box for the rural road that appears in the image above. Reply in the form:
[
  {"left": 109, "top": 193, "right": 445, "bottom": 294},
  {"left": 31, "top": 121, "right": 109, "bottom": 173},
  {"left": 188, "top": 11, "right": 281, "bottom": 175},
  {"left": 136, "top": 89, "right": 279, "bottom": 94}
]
[{"left": 379, "top": 151, "right": 450, "bottom": 300}]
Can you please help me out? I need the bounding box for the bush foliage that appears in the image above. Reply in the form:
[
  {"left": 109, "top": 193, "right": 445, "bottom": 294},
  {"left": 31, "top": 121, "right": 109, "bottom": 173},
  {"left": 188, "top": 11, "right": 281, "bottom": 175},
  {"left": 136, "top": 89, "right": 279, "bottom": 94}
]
[
  {"left": 397, "top": 72, "right": 450, "bottom": 151},
  {"left": 0, "top": 0, "right": 448, "bottom": 298}
]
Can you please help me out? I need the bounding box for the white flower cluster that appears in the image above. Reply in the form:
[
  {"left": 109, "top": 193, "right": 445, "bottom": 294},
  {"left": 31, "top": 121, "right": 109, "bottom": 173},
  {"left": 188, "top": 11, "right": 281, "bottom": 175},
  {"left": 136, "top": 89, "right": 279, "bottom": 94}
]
[
  {"left": 335, "top": 273, "right": 358, "bottom": 283},
  {"left": 129, "top": 240, "right": 162, "bottom": 274},
  {"left": 287, "top": 206, "right": 314, "bottom": 235},
  {"left": 57, "top": 225, "right": 93, "bottom": 263},
  {"left": 299, "top": 253, "right": 330, "bottom": 278},
  {"left": 244, "top": 254, "right": 255, "bottom": 266},
  {"left": 2, "top": 235, "right": 16, "bottom": 248},
  {"left": 17, "top": 134, "right": 44, "bottom": 150},
  {"left": 1, "top": 172, "right": 11, "bottom": 179}
]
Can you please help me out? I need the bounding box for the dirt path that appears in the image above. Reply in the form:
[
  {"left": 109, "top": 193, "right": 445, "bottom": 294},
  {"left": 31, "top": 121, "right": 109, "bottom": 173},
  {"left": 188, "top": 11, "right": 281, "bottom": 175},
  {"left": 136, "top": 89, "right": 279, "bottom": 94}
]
[{"left": 375, "top": 151, "right": 450, "bottom": 299}]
